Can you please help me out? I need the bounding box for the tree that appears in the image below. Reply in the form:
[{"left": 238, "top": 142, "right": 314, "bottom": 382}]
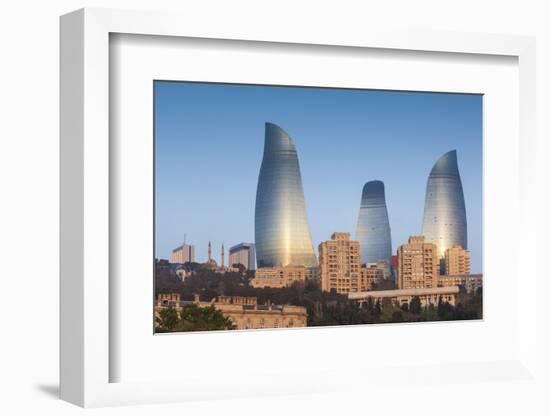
[
  {"left": 177, "top": 304, "right": 236, "bottom": 332},
  {"left": 371, "top": 279, "right": 397, "bottom": 291},
  {"left": 156, "top": 307, "right": 179, "bottom": 332},
  {"left": 420, "top": 304, "right": 438, "bottom": 321},
  {"left": 155, "top": 263, "right": 183, "bottom": 292},
  {"left": 391, "top": 310, "right": 404, "bottom": 322},
  {"left": 409, "top": 296, "right": 422, "bottom": 315},
  {"left": 374, "top": 299, "right": 382, "bottom": 319},
  {"left": 437, "top": 296, "right": 455, "bottom": 320},
  {"left": 381, "top": 298, "right": 402, "bottom": 322},
  {"left": 231, "top": 263, "right": 246, "bottom": 274}
]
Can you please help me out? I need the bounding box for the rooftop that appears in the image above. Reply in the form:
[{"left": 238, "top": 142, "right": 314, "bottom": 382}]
[{"left": 348, "top": 286, "right": 460, "bottom": 300}]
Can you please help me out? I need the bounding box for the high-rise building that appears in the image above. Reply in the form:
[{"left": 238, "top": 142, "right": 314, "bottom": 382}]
[
  {"left": 421, "top": 150, "right": 468, "bottom": 270},
  {"left": 444, "top": 245, "right": 471, "bottom": 275},
  {"left": 356, "top": 180, "right": 392, "bottom": 266},
  {"left": 170, "top": 243, "right": 195, "bottom": 264},
  {"left": 319, "top": 232, "right": 362, "bottom": 293},
  {"left": 397, "top": 236, "right": 439, "bottom": 289},
  {"left": 229, "top": 243, "right": 256, "bottom": 270},
  {"left": 254, "top": 122, "right": 317, "bottom": 268}
]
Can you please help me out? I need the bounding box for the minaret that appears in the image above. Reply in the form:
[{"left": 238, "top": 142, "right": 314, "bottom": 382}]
[
  {"left": 208, "top": 241, "right": 212, "bottom": 262},
  {"left": 221, "top": 244, "right": 225, "bottom": 268}
]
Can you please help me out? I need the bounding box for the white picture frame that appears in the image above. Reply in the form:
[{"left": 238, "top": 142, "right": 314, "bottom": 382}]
[{"left": 60, "top": 7, "right": 538, "bottom": 408}]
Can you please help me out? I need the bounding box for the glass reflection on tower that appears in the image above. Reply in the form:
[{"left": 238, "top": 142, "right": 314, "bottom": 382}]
[
  {"left": 254, "top": 122, "right": 317, "bottom": 268},
  {"left": 355, "top": 180, "right": 392, "bottom": 266},
  {"left": 421, "top": 150, "right": 468, "bottom": 263}
]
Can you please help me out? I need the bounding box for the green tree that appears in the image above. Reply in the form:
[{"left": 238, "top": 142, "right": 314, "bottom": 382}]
[
  {"left": 437, "top": 296, "right": 455, "bottom": 320},
  {"left": 371, "top": 279, "right": 397, "bottom": 291},
  {"left": 177, "top": 304, "right": 236, "bottom": 332},
  {"left": 156, "top": 307, "right": 179, "bottom": 332},
  {"left": 420, "top": 304, "right": 438, "bottom": 321},
  {"left": 380, "top": 298, "right": 397, "bottom": 322},
  {"left": 409, "top": 296, "right": 422, "bottom": 315},
  {"left": 374, "top": 299, "right": 382, "bottom": 320},
  {"left": 391, "top": 310, "right": 404, "bottom": 322}
]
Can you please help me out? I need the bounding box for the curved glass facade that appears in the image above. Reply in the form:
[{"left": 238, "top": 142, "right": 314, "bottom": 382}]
[
  {"left": 355, "top": 180, "right": 392, "bottom": 266},
  {"left": 254, "top": 122, "right": 317, "bottom": 268},
  {"left": 421, "top": 150, "right": 467, "bottom": 260}
]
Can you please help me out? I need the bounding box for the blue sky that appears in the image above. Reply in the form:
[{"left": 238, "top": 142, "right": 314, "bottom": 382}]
[{"left": 155, "top": 81, "right": 483, "bottom": 273}]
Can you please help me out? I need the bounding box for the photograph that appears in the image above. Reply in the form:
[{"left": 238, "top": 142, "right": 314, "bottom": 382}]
[{"left": 154, "top": 81, "right": 483, "bottom": 333}]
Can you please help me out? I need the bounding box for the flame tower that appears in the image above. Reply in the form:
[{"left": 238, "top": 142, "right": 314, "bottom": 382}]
[
  {"left": 254, "top": 122, "right": 317, "bottom": 268},
  {"left": 421, "top": 150, "right": 468, "bottom": 262},
  {"left": 356, "top": 180, "right": 392, "bottom": 266}
]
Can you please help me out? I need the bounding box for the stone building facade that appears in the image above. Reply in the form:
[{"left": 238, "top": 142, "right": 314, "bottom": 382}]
[
  {"left": 251, "top": 265, "right": 307, "bottom": 288},
  {"left": 155, "top": 293, "right": 307, "bottom": 330},
  {"left": 348, "top": 286, "right": 460, "bottom": 308},
  {"left": 438, "top": 273, "right": 482, "bottom": 293},
  {"left": 444, "top": 246, "right": 471, "bottom": 275}
]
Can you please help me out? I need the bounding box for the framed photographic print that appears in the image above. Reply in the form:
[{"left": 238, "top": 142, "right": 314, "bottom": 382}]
[{"left": 60, "top": 7, "right": 538, "bottom": 408}]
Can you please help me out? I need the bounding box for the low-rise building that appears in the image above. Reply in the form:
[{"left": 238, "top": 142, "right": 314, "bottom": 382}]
[
  {"left": 251, "top": 265, "right": 307, "bottom": 288},
  {"left": 155, "top": 293, "right": 307, "bottom": 330},
  {"left": 438, "top": 273, "right": 482, "bottom": 293},
  {"left": 360, "top": 264, "right": 384, "bottom": 291},
  {"left": 348, "top": 286, "right": 460, "bottom": 308}
]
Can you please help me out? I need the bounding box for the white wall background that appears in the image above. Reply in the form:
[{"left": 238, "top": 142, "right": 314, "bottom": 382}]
[{"left": 0, "top": 0, "right": 548, "bottom": 414}]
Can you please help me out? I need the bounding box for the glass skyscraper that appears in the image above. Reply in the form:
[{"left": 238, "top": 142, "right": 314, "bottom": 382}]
[
  {"left": 254, "top": 122, "right": 317, "bottom": 268},
  {"left": 421, "top": 150, "right": 468, "bottom": 262},
  {"left": 355, "top": 180, "right": 392, "bottom": 266}
]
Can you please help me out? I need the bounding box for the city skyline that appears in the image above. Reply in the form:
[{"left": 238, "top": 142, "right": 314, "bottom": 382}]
[{"left": 155, "top": 81, "right": 482, "bottom": 272}]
